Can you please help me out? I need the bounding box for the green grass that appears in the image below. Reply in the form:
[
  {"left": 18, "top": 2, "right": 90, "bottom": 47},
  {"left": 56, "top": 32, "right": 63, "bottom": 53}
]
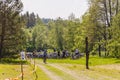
[
  {"left": 44, "top": 64, "right": 75, "bottom": 80},
  {"left": 37, "top": 56, "right": 120, "bottom": 66},
  {"left": 92, "top": 67, "right": 120, "bottom": 79},
  {"left": 0, "top": 60, "right": 35, "bottom": 80},
  {"left": 49, "top": 63, "right": 120, "bottom": 80},
  {"left": 1, "top": 56, "right": 120, "bottom": 80},
  {"left": 0, "top": 58, "right": 27, "bottom": 64},
  {"left": 35, "top": 66, "right": 51, "bottom": 80},
  {"left": 0, "top": 64, "right": 20, "bottom": 80},
  {"left": 0, "top": 64, "right": 36, "bottom": 80}
]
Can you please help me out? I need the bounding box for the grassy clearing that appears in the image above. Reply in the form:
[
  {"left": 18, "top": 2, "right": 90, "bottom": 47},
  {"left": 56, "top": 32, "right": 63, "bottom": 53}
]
[
  {"left": 1, "top": 56, "right": 120, "bottom": 80},
  {"left": 44, "top": 64, "right": 75, "bottom": 80},
  {"left": 37, "top": 56, "right": 120, "bottom": 66},
  {"left": 35, "top": 56, "right": 120, "bottom": 80}
]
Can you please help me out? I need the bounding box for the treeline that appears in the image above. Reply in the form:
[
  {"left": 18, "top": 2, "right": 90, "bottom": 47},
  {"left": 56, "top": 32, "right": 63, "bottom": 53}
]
[
  {"left": 22, "top": 12, "right": 53, "bottom": 28},
  {"left": 0, "top": 0, "right": 120, "bottom": 59},
  {"left": 25, "top": 0, "right": 120, "bottom": 58},
  {"left": 25, "top": 17, "right": 83, "bottom": 52}
]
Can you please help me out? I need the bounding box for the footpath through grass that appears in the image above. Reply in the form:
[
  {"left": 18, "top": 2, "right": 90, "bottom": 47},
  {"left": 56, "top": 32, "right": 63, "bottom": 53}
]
[{"left": 35, "top": 56, "right": 120, "bottom": 80}]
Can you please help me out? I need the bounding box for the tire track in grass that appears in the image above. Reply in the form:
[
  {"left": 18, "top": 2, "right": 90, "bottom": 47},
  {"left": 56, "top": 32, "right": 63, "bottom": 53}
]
[
  {"left": 36, "top": 61, "right": 76, "bottom": 80},
  {"left": 44, "top": 64, "right": 76, "bottom": 80},
  {"left": 37, "top": 64, "right": 62, "bottom": 80},
  {"left": 90, "top": 67, "right": 119, "bottom": 80},
  {"left": 58, "top": 64, "right": 118, "bottom": 80},
  {"left": 49, "top": 64, "right": 92, "bottom": 80},
  {"left": 96, "top": 64, "right": 120, "bottom": 71},
  {"left": 76, "top": 68, "right": 117, "bottom": 80},
  {"left": 35, "top": 60, "right": 118, "bottom": 80},
  {"left": 36, "top": 66, "right": 51, "bottom": 80}
]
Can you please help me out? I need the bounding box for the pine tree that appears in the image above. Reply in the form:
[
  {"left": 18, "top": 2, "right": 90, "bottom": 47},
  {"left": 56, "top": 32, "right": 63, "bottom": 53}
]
[{"left": 0, "top": 0, "right": 23, "bottom": 59}]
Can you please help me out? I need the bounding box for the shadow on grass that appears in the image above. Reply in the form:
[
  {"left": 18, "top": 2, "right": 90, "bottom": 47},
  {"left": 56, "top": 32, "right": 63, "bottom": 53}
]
[
  {"left": 115, "top": 61, "right": 120, "bottom": 63},
  {"left": 0, "top": 58, "right": 28, "bottom": 64}
]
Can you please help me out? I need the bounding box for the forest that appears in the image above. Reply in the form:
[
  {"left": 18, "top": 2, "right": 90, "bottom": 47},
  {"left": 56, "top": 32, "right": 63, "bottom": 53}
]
[{"left": 0, "top": 0, "right": 120, "bottom": 59}]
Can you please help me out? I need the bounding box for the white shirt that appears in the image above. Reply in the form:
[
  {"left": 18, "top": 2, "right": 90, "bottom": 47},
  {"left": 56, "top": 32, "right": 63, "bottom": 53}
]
[
  {"left": 75, "top": 49, "right": 79, "bottom": 53},
  {"left": 20, "top": 51, "right": 25, "bottom": 60}
]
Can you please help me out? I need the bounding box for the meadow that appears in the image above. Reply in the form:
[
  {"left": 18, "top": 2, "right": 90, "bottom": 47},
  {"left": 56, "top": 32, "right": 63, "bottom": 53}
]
[{"left": 0, "top": 56, "right": 120, "bottom": 80}]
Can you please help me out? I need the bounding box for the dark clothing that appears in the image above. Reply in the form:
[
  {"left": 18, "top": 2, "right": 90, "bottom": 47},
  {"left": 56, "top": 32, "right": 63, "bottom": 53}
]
[
  {"left": 75, "top": 52, "right": 79, "bottom": 55},
  {"left": 57, "top": 51, "right": 61, "bottom": 58},
  {"left": 75, "top": 49, "right": 79, "bottom": 55},
  {"left": 43, "top": 57, "right": 47, "bottom": 64},
  {"left": 43, "top": 51, "right": 47, "bottom": 64},
  {"left": 43, "top": 52, "right": 47, "bottom": 57},
  {"left": 62, "top": 50, "right": 66, "bottom": 58},
  {"left": 58, "top": 51, "right": 60, "bottom": 57}
]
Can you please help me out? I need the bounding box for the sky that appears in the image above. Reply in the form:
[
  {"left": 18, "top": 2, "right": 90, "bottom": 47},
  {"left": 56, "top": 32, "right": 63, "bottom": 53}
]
[{"left": 21, "top": 0, "right": 89, "bottom": 19}]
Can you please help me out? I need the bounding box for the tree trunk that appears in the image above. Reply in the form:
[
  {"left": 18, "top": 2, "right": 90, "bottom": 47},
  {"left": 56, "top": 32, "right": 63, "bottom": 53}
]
[
  {"left": 98, "top": 38, "right": 101, "bottom": 57},
  {"left": 108, "top": 0, "right": 112, "bottom": 23},
  {"left": 103, "top": 0, "right": 108, "bottom": 56},
  {"left": 105, "top": 41, "right": 107, "bottom": 57},
  {"left": 103, "top": 25, "right": 107, "bottom": 57},
  {"left": 0, "top": 34, "right": 4, "bottom": 60},
  {"left": 116, "top": 0, "right": 119, "bottom": 15},
  {"left": 98, "top": 44, "right": 101, "bottom": 57},
  {"left": 85, "top": 37, "right": 89, "bottom": 69},
  {"left": 108, "top": 0, "right": 112, "bottom": 39},
  {"left": 103, "top": 0, "right": 110, "bottom": 27},
  {"left": 0, "top": 11, "right": 5, "bottom": 61}
]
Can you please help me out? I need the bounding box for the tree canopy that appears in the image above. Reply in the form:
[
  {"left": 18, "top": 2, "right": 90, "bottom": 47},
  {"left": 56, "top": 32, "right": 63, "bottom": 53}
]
[{"left": 0, "top": 0, "right": 120, "bottom": 59}]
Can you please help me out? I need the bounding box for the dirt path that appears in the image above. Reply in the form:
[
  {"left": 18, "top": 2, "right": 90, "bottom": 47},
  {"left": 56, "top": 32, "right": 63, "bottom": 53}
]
[
  {"left": 50, "top": 64, "right": 119, "bottom": 80},
  {"left": 36, "top": 60, "right": 120, "bottom": 80},
  {"left": 96, "top": 64, "right": 120, "bottom": 70},
  {"left": 49, "top": 64, "right": 92, "bottom": 80},
  {"left": 37, "top": 64, "right": 63, "bottom": 80}
]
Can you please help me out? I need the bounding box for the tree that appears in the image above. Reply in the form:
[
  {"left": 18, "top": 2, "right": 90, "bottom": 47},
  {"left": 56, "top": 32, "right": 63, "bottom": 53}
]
[
  {"left": 68, "top": 13, "right": 76, "bottom": 21},
  {"left": 109, "top": 12, "right": 120, "bottom": 58},
  {"left": 85, "top": 37, "right": 89, "bottom": 69},
  {"left": 22, "top": 12, "right": 37, "bottom": 28},
  {"left": 54, "top": 19, "right": 64, "bottom": 50},
  {"left": 0, "top": 0, "right": 23, "bottom": 59},
  {"left": 87, "top": 0, "right": 120, "bottom": 57}
]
